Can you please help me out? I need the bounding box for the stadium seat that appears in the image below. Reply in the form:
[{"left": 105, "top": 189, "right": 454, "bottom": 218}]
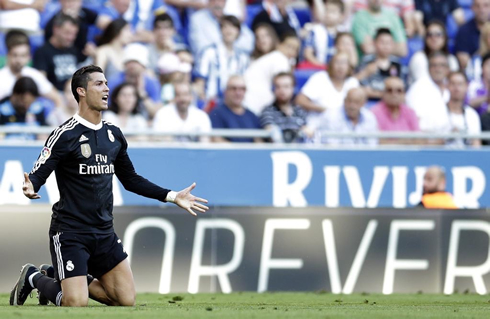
[
  {"left": 294, "top": 69, "right": 317, "bottom": 93},
  {"left": 0, "top": 32, "right": 6, "bottom": 57},
  {"left": 458, "top": 0, "right": 473, "bottom": 9},
  {"left": 246, "top": 4, "right": 263, "bottom": 28},
  {"left": 293, "top": 8, "right": 312, "bottom": 27},
  {"left": 29, "top": 34, "right": 44, "bottom": 55},
  {"left": 446, "top": 8, "right": 474, "bottom": 53},
  {"left": 400, "top": 36, "right": 424, "bottom": 66},
  {"left": 40, "top": 2, "right": 61, "bottom": 29}
]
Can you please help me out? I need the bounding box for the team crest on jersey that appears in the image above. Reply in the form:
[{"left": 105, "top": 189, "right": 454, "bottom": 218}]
[
  {"left": 108, "top": 129, "right": 115, "bottom": 142},
  {"left": 81, "top": 144, "right": 92, "bottom": 158}
]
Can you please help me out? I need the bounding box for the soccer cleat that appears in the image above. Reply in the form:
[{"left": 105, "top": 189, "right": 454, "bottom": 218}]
[
  {"left": 38, "top": 264, "right": 54, "bottom": 305},
  {"left": 9, "top": 263, "right": 39, "bottom": 306}
]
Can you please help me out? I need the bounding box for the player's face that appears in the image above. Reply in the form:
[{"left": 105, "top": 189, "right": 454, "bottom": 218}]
[
  {"left": 85, "top": 72, "right": 109, "bottom": 111},
  {"left": 8, "top": 44, "right": 30, "bottom": 73}
]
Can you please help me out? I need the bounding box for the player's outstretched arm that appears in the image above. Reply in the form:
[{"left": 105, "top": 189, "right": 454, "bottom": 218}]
[
  {"left": 22, "top": 172, "right": 41, "bottom": 199},
  {"left": 173, "top": 182, "right": 209, "bottom": 217}
]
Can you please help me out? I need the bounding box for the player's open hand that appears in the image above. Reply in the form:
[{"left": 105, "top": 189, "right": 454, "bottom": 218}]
[
  {"left": 174, "top": 182, "right": 208, "bottom": 216},
  {"left": 23, "top": 172, "right": 41, "bottom": 199}
]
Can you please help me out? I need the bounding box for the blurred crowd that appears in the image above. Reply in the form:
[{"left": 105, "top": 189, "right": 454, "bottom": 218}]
[{"left": 0, "top": 0, "right": 489, "bottom": 146}]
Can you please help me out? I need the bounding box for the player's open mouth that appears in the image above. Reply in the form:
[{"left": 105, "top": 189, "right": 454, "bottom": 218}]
[{"left": 102, "top": 95, "right": 109, "bottom": 104}]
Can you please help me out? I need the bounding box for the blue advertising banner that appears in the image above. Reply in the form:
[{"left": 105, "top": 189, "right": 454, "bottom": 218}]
[{"left": 0, "top": 145, "right": 488, "bottom": 208}]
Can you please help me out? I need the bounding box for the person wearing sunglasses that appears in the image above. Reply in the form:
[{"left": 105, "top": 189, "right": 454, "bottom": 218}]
[{"left": 371, "top": 76, "right": 420, "bottom": 144}]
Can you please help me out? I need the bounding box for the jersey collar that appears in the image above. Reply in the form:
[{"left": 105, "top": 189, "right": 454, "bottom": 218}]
[{"left": 74, "top": 114, "right": 103, "bottom": 130}]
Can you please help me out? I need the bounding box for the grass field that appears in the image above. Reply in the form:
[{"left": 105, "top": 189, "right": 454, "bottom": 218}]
[{"left": 1, "top": 292, "right": 490, "bottom": 318}]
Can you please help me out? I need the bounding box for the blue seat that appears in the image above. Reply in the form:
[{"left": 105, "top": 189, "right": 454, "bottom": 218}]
[
  {"left": 293, "top": 8, "right": 312, "bottom": 27},
  {"left": 0, "top": 33, "right": 6, "bottom": 57},
  {"left": 294, "top": 69, "right": 317, "bottom": 93},
  {"left": 458, "top": 0, "right": 473, "bottom": 9},
  {"left": 446, "top": 8, "right": 474, "bottom": 53},
  {"left": 400, "top": 36, "right": 424, "bottom": 66},
  {"left": 29, "top": 34, "right": 44, "bottom": 55},
  {"left": 40, "top": 2, "right": 61, "bottom": 29},
  {"left": 246, "top": 4, "right": 263, "bottom": 29}
]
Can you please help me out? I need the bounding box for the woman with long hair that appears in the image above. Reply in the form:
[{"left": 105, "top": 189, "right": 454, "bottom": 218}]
[
  {"left": 409, "top": 20, "right": 459, "bottom": 82},
  {"left": 95, "top": 18, "right": 132, "bottom": 79},
  {"left": 251, "top": 23, "right": 279, "bottom": 61},
  {"left": 103, "top": 82, "right": 147, "bottom": 132}
]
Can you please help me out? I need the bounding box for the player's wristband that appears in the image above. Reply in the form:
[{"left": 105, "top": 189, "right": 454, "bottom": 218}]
[{"left": 166, "top": 191, "right": 178, "bottom": 203}]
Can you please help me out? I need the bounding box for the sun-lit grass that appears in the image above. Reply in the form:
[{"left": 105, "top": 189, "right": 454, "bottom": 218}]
[{"left": 1, "top": 292, "right": 490, "bottom": 318}]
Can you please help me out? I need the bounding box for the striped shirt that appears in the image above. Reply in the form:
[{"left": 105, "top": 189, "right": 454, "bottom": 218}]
[
  {"left": 260, "top": 102, "right": 308, "bottom": 142},
  {"left": 195, "top": 43, "right": 250, "bottom": 99},
  {"left": 304, "top": 24, "right": 336, "bottom": 65}
]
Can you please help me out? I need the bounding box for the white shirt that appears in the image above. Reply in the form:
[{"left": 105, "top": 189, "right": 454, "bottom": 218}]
[
  {"left": 152, "top": 103, "right": 212, "bottom": 141},
  {"left": 446, "top": 106, "right": 481, "bottom": 147},
  {"left": 309, "top": 107, "right": 378, "bottom": 146},
  {"left": 0, "top": 0, "right": 40, "bottom": 32},
  {"left": 102, "top": 111, "right": 148, "bottom": 131},
  {"left": 0, "top": 66, "right": 54, "bottom": 100},
  {"left": 406, "top": 76, "right": 451, "bottom": 133},
  {"left": 408, "top": 51, "right": 459, "bottom": 83},
  {"left": 243, "top": 50, "right": 292, "bottom": 116}
]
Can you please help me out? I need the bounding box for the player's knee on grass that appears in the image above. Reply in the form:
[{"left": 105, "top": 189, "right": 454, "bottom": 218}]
[
  {"left": 62, "top": 293, "right": 89, "bottom": 307},
  {"left": 115, "top": 292, "right": 136, "bottom": 306}
]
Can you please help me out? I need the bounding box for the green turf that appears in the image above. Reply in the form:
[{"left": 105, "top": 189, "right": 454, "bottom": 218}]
[{"left": 1, "top": 292, "right": 490, "bottom": 318}]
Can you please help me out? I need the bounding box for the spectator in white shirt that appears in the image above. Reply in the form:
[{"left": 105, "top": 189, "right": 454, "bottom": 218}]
[
  {"left": 243, "top": 30, "right": 300, "bottom": 115},
  {"left": 0, "top": 30, "right": 63, "bottom": 108},
  {"left": 406, "top": 51, "right": 451, "bottom": 134},
  {"left": 446, "top": 71, "right": 481, "bottom": 147},
  {"left": 152, "top": 81, "right": 212, "bottom": 142},
  {"left": 296, "top": 52, "right": 360, "bottom": 120},
  {"left": 309, "top": 87, "right": 378, "bottom": 145}
]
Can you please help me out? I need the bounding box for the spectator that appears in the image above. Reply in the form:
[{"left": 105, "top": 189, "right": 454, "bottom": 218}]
[
  {"left": 148, "top": 13, "right": 187, "bottom": 75},
  {"left": 0, "top": 77, "right": 49, "bottom": 140},
  {"left": 157, "top": 52, "right": 192, "bottom": 105},
  {"left": 371, "top": 76, "right": 420, "bottom": 144},
  {"left": 102, "top": 82, "right": 148, "bottom": 132},
  {"left": 251, "top": 23, "right": 278, "bottom": 61},
  {"left": 409, "top": 20, "right": 459, "bottom": 83},
  {"left": 351, "top": 0, "right": 407, "bottom": 57},
  {"left": 44, "top": 0, "right": 103, "bottom": 60},
  {"left": 0, "top": 0, "right": 44, "bottom": 33},
  {"left": 335, "top": 32, "right": 359, "bottom": 69},
  {"left": 468, "top": 52, "right": 490, "bottom": 114},
  {"left": 455, "top": 0, "right": 490, "bottom": 71},
  {"left": 33, "top": 13, "right": 86, "bottom": 91},
  {"left": 98, "top": 0, "right": 182, "bottom": 43},
  {"left": 308, "top": 87, "right": 378, "bottom": 145},
  {"left": 414, "top": 0, "right": 465, "bottom": 27},
  {"left": 94, "top": 18, "right": 132, "bottom": 80},
  {"left": 165, "top": 0, "right": 246, "bottom": 19},
  {"left": 188, "top": 0, "right": 254, "bottom": 55},
  {"left": 303, "top": 0, "right": 345, "bottom": 67},
  {"left": 296, "top": 52, "right": 360, "bottom": 119},
  {"left": 107, "top": 43, "right": 161, "bottom": 118},
  {"left": 446, "top": 71, "right": 481, "bottom": 147},
  {"left": 260, "top": 72, "right": 309, "bottom": 143},
  {"left": 355, "top": 28, "right": 407, "bottom": 101},
  {"left": 465, "top": 22, "right": 490, "bottom": 82},
  {"left": 354, "top": 0, "right": 423, "bottom": 37},
  {"left": 406, "top": 51, "right": 450, "bottom": 134},
  {"left": 195, "top": 15, "right": 250, "bottom": 102},
  {"left": 0, "top": 30, "right": 63, "bottom": 108},
  {"left": 46, "top": 79, "right": 78, "bottom": 126},
  {"left": 419, "top": 166, "right": 458, "bottom": 209},
  {"left": 244, "top": 31, "right": 300, "bottom": 116},
  {"left": 252, "top": 0, "right": 301, "bottom": 39},
  {"left": 209, "top": 75, "right": 261, "bottom": 143},
  {"left": 153, "top": 81, "right": 212, "bottom": 142}
]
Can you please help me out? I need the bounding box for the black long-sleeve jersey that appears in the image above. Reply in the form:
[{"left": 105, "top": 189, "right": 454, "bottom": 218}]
[{"left": 29, "top": 114, "right": 171, "bottom": 234}]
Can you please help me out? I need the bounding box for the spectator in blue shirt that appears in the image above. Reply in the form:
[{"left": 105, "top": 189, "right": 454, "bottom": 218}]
[
  {"left": 209, "top": 75, "right": 261, "bottom": 143},
  {"left": 455, "top": 0, "right": 490, "bottom": 71},
  {"left": 0, "top": 77, "right": 49, "bottom": 141},
  {"left": 107, "top": 43, "right": 161, "bottom": 118}
]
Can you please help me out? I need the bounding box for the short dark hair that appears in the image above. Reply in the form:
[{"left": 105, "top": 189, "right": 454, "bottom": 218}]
[
  {"left": 13, "top": 76, "right": 39, "bottom": 97},
  {"left": 220, "top": 15, "right": 241, "bottom": 32},
  {"left": 482, "top": 52, "right": 490, "bottom": 68},
  {"left": 96, "top": 18, "right": 128, "bottom": 46},
  {"left": 428, "top": 50, "right": 448, "bottom": 62},
  {"left": 52, "top": 12, "right": 79, "bottom": 28},
  {"left": 5, "top": 29, "right": 30, "bottom": 52},
  {"left": 109, "top": 82, "right": 140, "bottom": 115},
  {"left": 279, "top": 30, "right": 298, "bottom": 43},
  {"left": 153, "top": 12, "right": 174, "bottom": 29},
  {"left": 273, "top": 72, "right": 296, "bottom": 86},
  {"left": 326, "top": 0, "right": 345, "bottom": 13},
  {"left": 448, "top": 70, "right": 468, "bottom": 83},
  {"left": 71, "top": 65, "right": 104, "bottom": 103},
  {"left": 374, "top": 28, "right": 392, "bottom": 40}
]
